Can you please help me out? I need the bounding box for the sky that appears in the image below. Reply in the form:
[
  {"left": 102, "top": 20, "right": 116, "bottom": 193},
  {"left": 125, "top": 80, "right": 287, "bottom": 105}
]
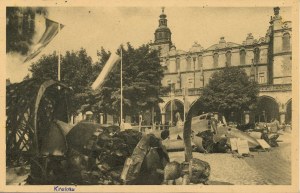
[{"left": 6, "top": 6, "right": 292, "bottom": 83}]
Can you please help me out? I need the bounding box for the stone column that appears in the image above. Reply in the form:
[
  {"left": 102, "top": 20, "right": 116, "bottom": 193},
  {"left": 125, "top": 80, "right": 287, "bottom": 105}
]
[
  {"left": 193, "top": 57, "right": 196, "bottom": 88},
  {"left": 100, "top": 113, "right": 104, "bottom": 124},
  {"left": 70, "top": 115, "right": 74, "bottom": 125},
  {"left": 279, "top": 112, "right": 286, "bottom": 124},
  {"left": 78, "top": 112, "right": 83, "bottom": 122},
  {"left": 161, "top": 112, "right": 166, "bottom": 130},
  {"left": 244, "top": 111, "right": 250, "bottom": 124},
  {"left": 139, "top": 114, "right": 142, "bottom": 132},
  {"left": 151, "top": 107, "right": 155, "bottom": 130},
  {"left": 213, "top": 112, "right": 219, "bottom": 122},
  {"left": 161, "top": 113, "right": 166, "bottom": 125}
]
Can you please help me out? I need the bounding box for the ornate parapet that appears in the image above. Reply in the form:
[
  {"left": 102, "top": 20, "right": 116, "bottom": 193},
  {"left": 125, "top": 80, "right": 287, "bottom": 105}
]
[
  {"left": 161, "top": 84, "right": 291, "bottom": 97},
  {"left": 188, "top": 88, "right": 203, "bottom": 96},
  {"left": 161, "top": 88, "right": 203, "bottom": 97},
  {"left": 174, "top": 89, "right": 183, "bottom": 96},
  {"left": 259, "top": 84, "right": 292, "bottom": 92}
]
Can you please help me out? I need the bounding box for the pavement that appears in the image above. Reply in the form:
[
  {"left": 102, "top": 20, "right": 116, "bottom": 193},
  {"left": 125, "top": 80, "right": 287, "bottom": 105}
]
[{"left": 169, "top": 131, "right": 292, "bottom": 185}]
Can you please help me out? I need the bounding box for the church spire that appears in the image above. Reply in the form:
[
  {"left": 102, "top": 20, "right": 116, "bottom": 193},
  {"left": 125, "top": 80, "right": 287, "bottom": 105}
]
[{"left": 154, "top": 7, "right": 172, "bottom": 44}]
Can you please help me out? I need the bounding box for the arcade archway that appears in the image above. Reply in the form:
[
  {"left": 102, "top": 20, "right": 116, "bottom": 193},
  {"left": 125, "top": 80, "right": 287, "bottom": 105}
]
[
  {"left": 286, "top": 99, "right": 292, "bottom": 124},
  {"left": 187, "top": 99, "right": 206, "bottom": 119},
  {"left": 187, "top": 99, "right": 242, "bottom": 123},
  {"left": 131, "top": 105, "right": 161, "bottom": 125},
  {"left": 255, "top": 96, "right": 279, "bottom": 122},
  {"left": 164, "top": 100, "right": 184, "bottom": 126},
  {"left": 153, "top": 105, "right": 162, "bottom": 124}
]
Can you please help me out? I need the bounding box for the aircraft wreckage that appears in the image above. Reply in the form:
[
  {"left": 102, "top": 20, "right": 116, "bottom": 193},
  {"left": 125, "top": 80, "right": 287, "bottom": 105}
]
[
  {"left": 160, "top": 113, "right": 281, "bottom": 153},
  {"left": 6, "top": 79, "right": 282, "bottom": 185}
]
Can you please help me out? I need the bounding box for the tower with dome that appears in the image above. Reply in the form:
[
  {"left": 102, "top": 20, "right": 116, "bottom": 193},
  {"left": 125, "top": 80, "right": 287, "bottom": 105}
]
[{"left": 150, "top": 7, "right": 173, "bottom": 56}]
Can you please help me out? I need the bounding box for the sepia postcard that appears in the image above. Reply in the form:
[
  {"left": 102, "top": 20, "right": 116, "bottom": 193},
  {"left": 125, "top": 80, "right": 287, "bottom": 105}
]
[{"left": 1, "top": 0, "right": 299, "bottom": 192}]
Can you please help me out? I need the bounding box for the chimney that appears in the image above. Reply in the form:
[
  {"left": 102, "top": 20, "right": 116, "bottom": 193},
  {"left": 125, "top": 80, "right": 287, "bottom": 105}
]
[
  {"left": 219, "top": 37, "right": 226, "bottom": 48},
  {"left": 246, "top": 33, "right": 254, "bottom": 45}
]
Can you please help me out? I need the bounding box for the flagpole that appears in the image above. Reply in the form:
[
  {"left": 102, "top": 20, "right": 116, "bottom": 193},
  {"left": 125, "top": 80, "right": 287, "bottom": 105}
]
[
  {"left": 170, "top": 81, "right": 173, "bottom": 126},
  {"left": 120, "top": 46, "right": 123, "bottom": 124},
  {"left": 58, "top": 22, "right": 61, "bottom": 82},
  {"left": 183, "top": 87, "right": 186, "bottom": 122}
]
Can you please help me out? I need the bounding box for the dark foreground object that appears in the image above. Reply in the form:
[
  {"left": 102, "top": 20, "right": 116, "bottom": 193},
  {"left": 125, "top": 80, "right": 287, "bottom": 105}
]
[
  {"left": 163, "top": 158, "right": 210, "bottom": 185},
  {"left": 27, "top": 122, "right": 170, "bottom": 185}
]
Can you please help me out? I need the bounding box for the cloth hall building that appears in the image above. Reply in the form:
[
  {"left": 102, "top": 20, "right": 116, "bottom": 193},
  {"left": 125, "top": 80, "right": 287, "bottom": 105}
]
[{"left": 150, "top": 7, "right": 292, "bottom": 125}]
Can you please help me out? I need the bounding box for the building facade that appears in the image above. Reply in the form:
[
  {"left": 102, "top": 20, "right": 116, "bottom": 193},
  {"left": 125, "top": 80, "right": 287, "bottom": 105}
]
[{"left": 151, "top": 7, "right": 292, "bottom": 125}]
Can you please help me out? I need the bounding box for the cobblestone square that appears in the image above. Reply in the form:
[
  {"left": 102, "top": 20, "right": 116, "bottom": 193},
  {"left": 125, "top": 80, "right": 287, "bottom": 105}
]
[{"left": 169, "top": 132, "right": 291, "bottom": 185}]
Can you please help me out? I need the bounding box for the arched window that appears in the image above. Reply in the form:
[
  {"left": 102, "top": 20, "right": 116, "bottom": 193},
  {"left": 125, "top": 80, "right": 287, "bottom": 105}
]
[
  {"left": 160, "top": 20, "right": 163, "bottom": 26},
  {"left": 282, "top": 33, "right": 291, "bottom": 51},
  {"left": 164, "top": 59, "right": 169, "bottom": 73},
  {"left": 213, "top": 53, "right": 219, "bottom": 67},
  {"left": 176, "top": 57, "right": 180, "bottom": 72},
  {"left": 158, "top": 32, "right": 162, "bottom": 39},
  {"left": 254, "top": 48, "right": 260, "bottom": 64},
  {"left": 166, "top": 80, "right": 172, "bottom": 90},
  {"left": 226, "top": 51, "right": 231, "bottom": 66},
  {"left": 197, "top": 55, "right": 203, "bottom": 69},
  {"left": 240, "top": 49, "right": 246, "bottom": 65},
  {"left": 258, "top": 71, "right": 267, "bottom": 84},
  {"left": 186, "top": 56, "right": 191, "bottom": 71},
  {"left": 187, "top": 77, "right": 194, "bottom": 88}
]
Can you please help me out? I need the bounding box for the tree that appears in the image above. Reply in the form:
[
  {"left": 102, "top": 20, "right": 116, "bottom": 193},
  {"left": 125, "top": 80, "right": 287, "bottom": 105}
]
[
  {"left": 6, "top": 7, "right": 48, "bottom": 55},
  {"left": 28, "top": 43, "right": 165, "bottom": 121},
  {"left": 29, "top": 48, "right": 94, "bottom": 114},
  {"left": 200, "top": 66, "right": 259, "bottom": 122},
  {"left": 91, "top": 43, "right": 165, "bottom": 119}
]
